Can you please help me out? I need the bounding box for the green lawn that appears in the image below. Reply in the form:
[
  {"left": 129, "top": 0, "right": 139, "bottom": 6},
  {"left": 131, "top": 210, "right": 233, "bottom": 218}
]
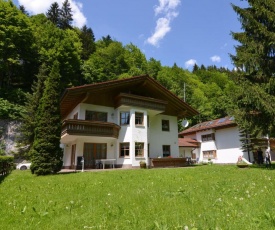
[{"left": 1, "top": 165, "right": 275, "bottom": 230}]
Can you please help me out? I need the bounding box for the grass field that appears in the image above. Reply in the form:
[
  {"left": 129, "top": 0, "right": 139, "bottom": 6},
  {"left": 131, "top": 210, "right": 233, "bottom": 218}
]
[{"left": 0, "top": 165, "right": 275, "bottom": 230}]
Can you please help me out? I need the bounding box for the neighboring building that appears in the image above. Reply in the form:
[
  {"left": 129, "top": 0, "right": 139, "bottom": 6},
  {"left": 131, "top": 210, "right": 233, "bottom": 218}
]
[
  {"left": 60, "top": 75, "right": 198, "bottom": 169},
  {"left": 179, "top": 117, "right": 254, "bottom": 164},
  {"left": 178, "top": 137, "right": 200, "bottom": 160}
]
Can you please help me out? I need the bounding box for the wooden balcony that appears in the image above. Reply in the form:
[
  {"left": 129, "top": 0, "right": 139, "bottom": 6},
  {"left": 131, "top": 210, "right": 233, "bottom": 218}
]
[
  {"left": 115, "top": 93, "right": 167, "bottom": 111},
  {"left": 61, "top": 119, "right": 121, "bottom": 138}
]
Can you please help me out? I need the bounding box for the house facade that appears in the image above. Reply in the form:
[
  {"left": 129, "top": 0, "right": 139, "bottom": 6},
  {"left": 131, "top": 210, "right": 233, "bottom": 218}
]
[
  {"left": 179, "top": 117, "right": 255, "bottom": 164},
  {"left": 60, "top": 75, "right": 198, "bottom": 169}
]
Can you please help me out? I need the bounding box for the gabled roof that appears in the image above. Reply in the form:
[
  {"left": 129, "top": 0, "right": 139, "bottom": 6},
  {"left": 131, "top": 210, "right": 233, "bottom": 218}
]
[
  {"left": 179, "top": 116, "right": 236, "bottom": 136},
  {"left": 178, "top": 137, "right": 200, "bottom": 147},
  {"left": 60, "top": 75, "right": 198, "bottom": 119}
]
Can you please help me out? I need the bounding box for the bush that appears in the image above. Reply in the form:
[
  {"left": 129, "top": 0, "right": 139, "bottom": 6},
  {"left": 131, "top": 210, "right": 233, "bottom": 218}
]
[{"left": 0, "top": 156, "right": 14, "bottom": 175}]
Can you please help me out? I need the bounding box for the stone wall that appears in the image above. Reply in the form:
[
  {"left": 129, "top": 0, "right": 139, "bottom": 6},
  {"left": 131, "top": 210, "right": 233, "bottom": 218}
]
[{"left": 0, "top": 120, "right": 21, "bottom": 155}]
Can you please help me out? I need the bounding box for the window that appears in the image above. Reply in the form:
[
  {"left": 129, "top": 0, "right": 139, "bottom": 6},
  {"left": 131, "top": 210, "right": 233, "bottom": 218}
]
[
  {"left": 163, "top": 145, "right": 170, "bottom": 157},
  {"left": 135, "top": 112, "right": 144, "bottom": 125},
  {"left": 135, "top": 142, "right": 144, "bottom": 157},
  {"left": 85, "top": 111, "right": 107, "bottom": 122},
  {"left": 203, "top": 150, "right": 216, "bottom": 159},
  {"left": 120, "top": 112, "right": 130, "bottom": 125},
  {"left": 73, "top": 112, "right": 78, "bottom": 119},
  {"left": 201, "top": 133, "right": 215, "bottom": 142},
  {"left": 162, "top": 120, "right": 170, "bottom": 131},
  {"left": 120, "top": 143, "right": 130, "bottom": 157}
]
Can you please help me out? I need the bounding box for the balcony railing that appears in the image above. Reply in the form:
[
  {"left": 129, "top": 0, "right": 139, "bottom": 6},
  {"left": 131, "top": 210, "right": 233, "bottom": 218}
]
[{"left": 61, "top": 119, "right": 121, "bottom": 138}]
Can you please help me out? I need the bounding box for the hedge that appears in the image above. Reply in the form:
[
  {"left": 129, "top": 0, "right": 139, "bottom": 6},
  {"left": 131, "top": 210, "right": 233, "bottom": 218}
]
[{"left": 0, "top": 156, "right": 14, "bottom": 175}]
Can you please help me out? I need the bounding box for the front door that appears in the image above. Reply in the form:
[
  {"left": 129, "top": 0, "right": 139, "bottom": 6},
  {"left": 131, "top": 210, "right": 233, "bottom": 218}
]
[
  {"left": 83, "top": 143, "right": 107, "bottom": 168},
  {"left": 70, "top": 144, "right": 76, "bottom": 169}
]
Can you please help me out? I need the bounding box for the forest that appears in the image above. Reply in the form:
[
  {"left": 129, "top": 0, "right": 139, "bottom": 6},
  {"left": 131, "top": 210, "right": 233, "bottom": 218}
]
[{"left": 1, "top": 0, "right": 275, "bottom": 149}]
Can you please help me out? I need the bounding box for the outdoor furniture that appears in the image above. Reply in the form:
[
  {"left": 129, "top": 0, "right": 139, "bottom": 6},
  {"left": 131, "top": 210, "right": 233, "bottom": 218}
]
[
  {"left": 98, "top": 159, "right": 116, "bottom": 169},
  {"left": 151, "top": 158, "right": 187, "bottom": 168}
]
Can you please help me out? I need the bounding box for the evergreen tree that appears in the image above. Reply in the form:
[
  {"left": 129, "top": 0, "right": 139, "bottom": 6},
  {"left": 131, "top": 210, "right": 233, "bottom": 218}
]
[
  {"left": 46, "top": 2, "right": 60, "bottom": 26},
  {"left": 60, "top": 0, "right": 73, "bottom": 29},
  {"left": 30, "top": 61, "right": 63, "bottom": 175},
  {"left": 19, "top": 5, "right": 29, "bottom": 16},
  {"left": 230, "top": 0, "right": 275, "bottom": 137},
  {"left": 79, "top": 25, "right": 96, "bottom": 60},
  {"left": 19, "top": 64, "right": 47, "bottom": 157}
]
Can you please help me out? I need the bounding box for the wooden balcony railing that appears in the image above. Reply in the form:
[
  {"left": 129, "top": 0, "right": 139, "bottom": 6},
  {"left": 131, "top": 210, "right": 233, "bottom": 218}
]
[
  {"left": 61, "top": 119, "right": 121, "bottom": 138},
  {"left": 115, "top": 93, "right": 167, "bottom": 111}
]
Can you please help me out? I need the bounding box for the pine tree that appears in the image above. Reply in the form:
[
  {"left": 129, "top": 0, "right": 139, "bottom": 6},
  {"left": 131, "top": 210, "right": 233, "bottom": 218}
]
[
  {"left": 30, "top": 61, "right": 63, "bottom": 175},
  {"left": 19, "top": 64, "right": 47, "bottom": 157},
  {"left": 79, "top": 25, "right": 96, "bottom": 60},
  {"left": 46, "top": 2, "right": 60, "bottom": 26},
  {"left": 230, "top": 0, "right": 275, "bottom": 137},
  {"left": 59, "top": 0, "right": 73, "bottom": 29},
  {"left": 19, "top": 5, "right": 29, "bottom": 16}
]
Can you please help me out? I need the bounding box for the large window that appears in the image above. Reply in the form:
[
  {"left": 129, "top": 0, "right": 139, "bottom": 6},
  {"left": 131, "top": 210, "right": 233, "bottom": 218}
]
[
  {"left": 85, "top": 111, "right": 107, "bottom": 122},
  {"left": 120, "top": 143, "right": 130, "bottom": 157},
  {"left": 135, "top": 142, "right": 144, "bottom": 157},
  {"left": 203, "top": 150, "right": 216, "bottom": 159},
  {"left": 135, "top": 112, "right": 144, "bottom": 125},
  {"left": 120, "top": 112, "right": 130, "bottom": 125},
  {"left": 163, "top": 145, "right": 171, "bottom": 157},
  {"left": 201, "top": 133, "right": 215, "bottom": 142},
  {"left": 162, "top": 120, "right": 170, "bottom": 131}
]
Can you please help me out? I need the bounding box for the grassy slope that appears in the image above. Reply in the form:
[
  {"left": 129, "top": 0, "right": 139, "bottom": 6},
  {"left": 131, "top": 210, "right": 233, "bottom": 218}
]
[{"left": 0, "top": 165, "right": 275, "bottom": 230}]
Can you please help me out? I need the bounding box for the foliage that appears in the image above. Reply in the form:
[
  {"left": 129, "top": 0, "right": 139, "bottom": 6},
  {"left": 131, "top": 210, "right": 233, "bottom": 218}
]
[
  {"left": 1, "top": 165, "right": 275, "bottom": 229},
  {"left": 82, "top": 40, "right": 128, "bottom": 83},
  {"left": 19, "top": 64, "right": 47, "bottom": 155},
  {"left": 230, "top": 1, "right": 275, "bottom": 137},
  {"left": 31, "top": 14, "right": 82, "bottom": 89},
  {"left": 0, "top": 98, "right": 25, "bottom": 120},
  {"left": 30, "top": 61, "right": 63, "bottom": 175},
  {"left": 59, "top": 0, "right": 73, "bottom": 30},
  {"left": 0, "top": 0, "right": 38, "bottom": 89},
  {"left": 46, "top": 2, "right": 60, "bottom": 26},
  {"left": 78, "top": 25, "right": 96, "bottom": 60}
]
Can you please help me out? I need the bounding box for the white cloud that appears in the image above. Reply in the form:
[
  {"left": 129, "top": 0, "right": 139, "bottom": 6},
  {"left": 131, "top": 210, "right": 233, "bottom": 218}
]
[
  {"left": 146, "top": 0, "right": 181, "bottom": 47},
  {"left": 210, "top": 55, "right": 221, "bottom": 63},
  {"left": 154, "top": 0, "right": 181, "bottom": 15},
  {"left": 185, "top": 59, "right": 197, "bottom": 68},
  {"left": 18, "top": 0, "right": 87, "bottom": 28}
]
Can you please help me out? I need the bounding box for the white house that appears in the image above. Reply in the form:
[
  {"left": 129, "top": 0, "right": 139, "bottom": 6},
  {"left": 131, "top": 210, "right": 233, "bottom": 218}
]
[
  {"left": 60, "top": 75, "right": 198, "bottom": 169},
  {"left": 179, "top": 117, "right": 255, "bottom": 164}
]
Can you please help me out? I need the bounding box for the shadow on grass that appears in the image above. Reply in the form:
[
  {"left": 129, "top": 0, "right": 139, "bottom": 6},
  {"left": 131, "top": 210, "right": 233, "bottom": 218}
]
[
  {"left": 0, "top": 171, "right": 12, "bottom": 184},
  {"left": 248, "top": 163, "right": 275, "bottom": 170}
]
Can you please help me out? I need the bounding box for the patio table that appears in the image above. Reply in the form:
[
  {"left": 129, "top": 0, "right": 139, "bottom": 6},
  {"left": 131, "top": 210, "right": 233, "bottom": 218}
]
[{"left": 98, "top": 159, "right": 116, "bottom": 169}]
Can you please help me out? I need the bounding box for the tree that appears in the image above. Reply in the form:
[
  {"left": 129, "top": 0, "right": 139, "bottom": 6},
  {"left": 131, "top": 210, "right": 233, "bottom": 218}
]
[
  {"left": 59, "top": 0, "right": 73, "bottom": 29},
  {"left": 30, "top": 61, "right": 63, "bottom": 175},
  {"left": 82, "top": 40, "right": 128, "bottom": 83},
  {"left": 146, "top": 57, "right": 161, "bottom": 79},
  {"left": 19, "top": 5, "right": 29, "bottom": 16},
  {"left": 19, "top": 64, "right": 47, "bottom": 156},
  {"left": 0, "top": 0, "right": 38, "bottom": 89},
  {"left": 78, "top": 25, "right": 96, "bottom": 60},
  {"left": 46, "top": 2, "right": 60, "bottom": 26},
  {"left": 31, "top": 14, "right": 82, "bottom": 89},
  {"left": 230, "top": 0, "right": 275, "bottom": 137}
]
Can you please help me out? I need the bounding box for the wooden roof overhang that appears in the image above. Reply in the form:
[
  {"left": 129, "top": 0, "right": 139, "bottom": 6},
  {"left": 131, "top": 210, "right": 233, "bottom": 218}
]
[{"left": 60, "top": 75, "right": 199, "bottom": 120}]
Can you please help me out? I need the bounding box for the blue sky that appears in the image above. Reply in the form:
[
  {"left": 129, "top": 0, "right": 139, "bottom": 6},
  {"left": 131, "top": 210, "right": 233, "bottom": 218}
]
[{"left": 14, "top": 0, "right": 248, "bottom": 70}]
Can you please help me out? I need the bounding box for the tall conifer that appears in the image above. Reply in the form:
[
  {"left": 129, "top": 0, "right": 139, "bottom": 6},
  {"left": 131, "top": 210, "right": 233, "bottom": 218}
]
[
  {"left": 230, "top": 0, "right": 275, "bottom": 137},
  {"left": 19, "top": 64, "right": 47, "bottom": 157},
  {"left": 30, "top": 61, "right": 63, "bottom": 175},
  {"left": 46, "top": 2, "right": 60, "bottom": 27}
]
